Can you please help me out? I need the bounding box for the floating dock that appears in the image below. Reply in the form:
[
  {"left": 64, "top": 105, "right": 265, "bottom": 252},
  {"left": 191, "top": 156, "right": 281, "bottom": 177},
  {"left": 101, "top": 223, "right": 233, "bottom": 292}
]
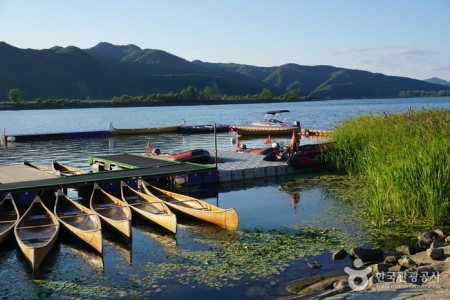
[
  {"left": 1, "top": 130, "right": 111, "bottom": 142},
  {"left": 0, "top": 154, "right": 216, "bottom": 196},
  {"left": 1, "top": 126, "right": 332, "bottom": 143},
  {"left": 216, "top": 150, "right": 297, "bottom": 182},
  {"left": 0, "top": 149, "right": 315, "bottom": 207}
]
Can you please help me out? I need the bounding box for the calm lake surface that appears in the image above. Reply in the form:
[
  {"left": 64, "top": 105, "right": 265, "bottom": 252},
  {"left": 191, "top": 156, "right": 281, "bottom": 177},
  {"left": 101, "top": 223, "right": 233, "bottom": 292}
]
[{"left": 0, "top": 98, "right": 449, "bottom": 299}]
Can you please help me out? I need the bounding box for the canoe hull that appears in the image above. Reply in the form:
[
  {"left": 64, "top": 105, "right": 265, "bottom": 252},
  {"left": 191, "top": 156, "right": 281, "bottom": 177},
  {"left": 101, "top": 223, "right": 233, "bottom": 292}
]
[
  {"left": 121, "top": 182, "right": 177, "bottom": 234},
  {"left": 14, "top": 196, "right": 59, "bottom": 274},
  {"left": 0, "top": 193, "right": 19, "bottom": 245},
  {"left": 143, "top": 183, "right": 239, "bottom": 231},
  {"left": 90, "top": 184, "right": 132, "bottom": 242},
  {"left": 55, "top": 190, "right": 103, "bottom": 254},
  {"left": 52, "top": 161, "right": 85, "bottom": 176}
]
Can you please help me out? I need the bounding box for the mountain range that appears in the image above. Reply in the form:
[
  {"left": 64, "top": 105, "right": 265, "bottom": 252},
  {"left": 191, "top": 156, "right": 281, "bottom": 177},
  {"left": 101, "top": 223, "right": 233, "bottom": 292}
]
[{"left": 0, "top": 41, "right": 448, "bottom": 101}]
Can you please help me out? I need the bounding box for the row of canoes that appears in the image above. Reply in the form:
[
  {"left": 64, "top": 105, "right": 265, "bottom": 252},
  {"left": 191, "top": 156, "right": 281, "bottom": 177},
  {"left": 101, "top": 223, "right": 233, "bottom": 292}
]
[
  {"left": 24, "top": 159, "right": 85, "bottom": 176},
  {"left": 0, "top": 181, "right": 238, "bottom": 275}
]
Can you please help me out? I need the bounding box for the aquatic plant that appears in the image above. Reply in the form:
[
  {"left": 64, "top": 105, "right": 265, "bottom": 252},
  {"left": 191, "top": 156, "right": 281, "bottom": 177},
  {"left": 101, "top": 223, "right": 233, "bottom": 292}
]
[
  {"left": 33, "top": 225, "right": 362, "bottom": 297},
  {"left": 326, "top": 108, "right": 450, "bottom": 227}
]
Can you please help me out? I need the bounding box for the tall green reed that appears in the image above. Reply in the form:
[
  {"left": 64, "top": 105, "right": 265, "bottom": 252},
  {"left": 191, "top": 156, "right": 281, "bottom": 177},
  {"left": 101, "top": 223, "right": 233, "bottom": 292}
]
[{"left": 325, "top": 109, "right": 450, "bottom": 227}]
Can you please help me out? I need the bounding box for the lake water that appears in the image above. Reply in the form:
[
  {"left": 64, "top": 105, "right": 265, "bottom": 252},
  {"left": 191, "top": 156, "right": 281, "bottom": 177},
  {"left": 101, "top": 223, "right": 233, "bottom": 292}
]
[{"left": 0, "top": 98, "right": 449, "bottom": 299}]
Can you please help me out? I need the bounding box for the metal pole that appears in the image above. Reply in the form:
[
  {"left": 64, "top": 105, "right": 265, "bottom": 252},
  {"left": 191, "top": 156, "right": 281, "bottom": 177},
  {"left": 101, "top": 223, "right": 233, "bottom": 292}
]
[{"left": 214, "top": 123, "right": 218, "bottom": 169}]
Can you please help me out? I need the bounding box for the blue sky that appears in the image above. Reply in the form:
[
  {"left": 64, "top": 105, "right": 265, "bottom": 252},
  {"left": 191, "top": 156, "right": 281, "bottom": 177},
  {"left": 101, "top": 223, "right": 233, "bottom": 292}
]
[{"left": 1, "top": 0, "right": 449, "bottom": 81}]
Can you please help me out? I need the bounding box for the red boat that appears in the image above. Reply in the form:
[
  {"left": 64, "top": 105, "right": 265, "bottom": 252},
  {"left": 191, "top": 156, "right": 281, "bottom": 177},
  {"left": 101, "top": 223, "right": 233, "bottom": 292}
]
[
  {"left": 145, "top": 149, "right": 211, "bottom": 164},
  {"left": 286, "top": 143, "right": 332, "bottom": 168}
]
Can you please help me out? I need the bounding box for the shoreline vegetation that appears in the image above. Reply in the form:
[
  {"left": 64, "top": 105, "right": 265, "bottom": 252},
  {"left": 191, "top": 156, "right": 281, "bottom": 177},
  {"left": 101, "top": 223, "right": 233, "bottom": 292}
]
[
  {"left": 1, "top": 88, "right": 450, "bottom": 111},
  {"left": 0, "top": 97, "right": 306, "bottom": 110},
  {"left": 326, "top": 108, "right": 450, "bottom": 228}
]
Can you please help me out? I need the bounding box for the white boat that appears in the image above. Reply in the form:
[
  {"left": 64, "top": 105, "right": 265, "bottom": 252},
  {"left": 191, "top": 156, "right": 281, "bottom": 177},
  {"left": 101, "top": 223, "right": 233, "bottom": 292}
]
[
  {"left": 230, "top": 110, "right": 301, "bottom": 136},
  {"left": 251, "top": 110, "right": 300, "bottom": 127}
]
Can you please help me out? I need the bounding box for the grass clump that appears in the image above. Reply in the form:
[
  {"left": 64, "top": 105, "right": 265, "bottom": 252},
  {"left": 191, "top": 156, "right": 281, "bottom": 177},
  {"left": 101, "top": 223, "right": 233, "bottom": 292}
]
[{"left": 325, "top": 108, "right": 450, "bottom": 227}]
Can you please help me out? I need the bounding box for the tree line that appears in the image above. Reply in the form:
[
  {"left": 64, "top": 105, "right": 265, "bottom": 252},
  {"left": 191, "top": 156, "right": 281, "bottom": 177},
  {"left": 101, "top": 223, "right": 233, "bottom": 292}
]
[
  {"left": 3, "top": 86, "right": 450, "bottom": 109},
  {"left": 2, "top": 85, "right": 304, "bottom": 109},
  {"left": 399, "top": 90, "right": 450, "bottom": 98}
]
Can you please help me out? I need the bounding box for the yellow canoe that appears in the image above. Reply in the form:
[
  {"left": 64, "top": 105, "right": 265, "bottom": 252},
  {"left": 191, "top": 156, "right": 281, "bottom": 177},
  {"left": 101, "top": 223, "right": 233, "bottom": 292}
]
[
  {"left": 0, "top": 193, "right": 19, "bottom": 245},
  {"left": 55, "top": 189, "right": 103, "bottom": 254},
  {"left": 52, "top": 160, "right": 85, "bottom": 176},
  {"left": 14, "top": 196, "right": 60, "bottom": 274},
  {"left": 90, "top": 183, "right": 132, "bottom": 243},
  {"left": 142, "top": 182, "right": 238, "bottom": 231},
  {"left": 121, "top": 181, "right": 177, "bottom": 234}
]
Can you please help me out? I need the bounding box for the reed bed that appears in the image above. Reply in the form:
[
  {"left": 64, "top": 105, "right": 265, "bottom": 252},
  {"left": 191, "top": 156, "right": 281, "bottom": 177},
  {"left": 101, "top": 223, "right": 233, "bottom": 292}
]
[{"left": 325, "top": 108, "right": 450, "bottom": 227}]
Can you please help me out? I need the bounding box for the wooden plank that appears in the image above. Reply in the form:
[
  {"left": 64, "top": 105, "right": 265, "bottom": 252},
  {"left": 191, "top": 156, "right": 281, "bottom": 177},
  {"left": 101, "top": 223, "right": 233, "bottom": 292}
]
[{"left": 0, "top": 165, "right": 56, "bottom": 184}]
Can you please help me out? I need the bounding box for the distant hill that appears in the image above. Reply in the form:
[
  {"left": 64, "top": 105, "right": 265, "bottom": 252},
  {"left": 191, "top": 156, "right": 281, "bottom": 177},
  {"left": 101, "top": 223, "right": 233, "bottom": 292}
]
[
  {"left": 425, "top": 77, "right": 450, "bottom": 87},
  {"left": 193, "top": 61, "right": 447, "bottom": 99},
  {"left": 0, "top": 41, "right": 447, "bottom": 101}
]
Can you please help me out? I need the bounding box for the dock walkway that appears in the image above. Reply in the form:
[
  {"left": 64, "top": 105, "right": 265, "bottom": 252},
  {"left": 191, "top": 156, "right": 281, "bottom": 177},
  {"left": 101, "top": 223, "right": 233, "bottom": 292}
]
[
  {"left": 0, "top": 155, "right": 216, "bottom": 194},
  {"left": 215, "top": 150, "right": 297, "bottom": 182},
  {"left": 0, "top": 151, "right": 305, "bottom": 196}
]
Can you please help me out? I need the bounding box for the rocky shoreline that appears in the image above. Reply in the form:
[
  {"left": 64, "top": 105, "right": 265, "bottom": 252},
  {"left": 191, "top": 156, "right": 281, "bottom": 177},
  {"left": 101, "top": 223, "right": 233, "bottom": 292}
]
[{"left": 283, "top": 229, "right": 450, "bottom": 299}]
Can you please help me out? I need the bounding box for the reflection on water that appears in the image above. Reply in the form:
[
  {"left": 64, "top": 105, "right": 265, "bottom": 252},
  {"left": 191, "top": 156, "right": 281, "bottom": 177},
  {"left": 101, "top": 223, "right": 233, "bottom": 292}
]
[
  {"left": 1, "top": 172, "right": 374, "bottom": 298},
  {"left": 64, "top": 244, "right": 104, "bottom": 274},
  {"left": 1, "top": 99, "right": 448, "bottom": 298},
  {"left": 104, "top": 236, "right": 133, "bottom": 265},
  {"left": 133, "top": 223, "right": 178, "bottom": 256}
]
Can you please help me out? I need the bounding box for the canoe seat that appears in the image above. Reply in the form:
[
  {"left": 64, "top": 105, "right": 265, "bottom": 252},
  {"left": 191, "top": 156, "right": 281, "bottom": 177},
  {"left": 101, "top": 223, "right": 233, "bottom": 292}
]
[
  {"left": 17, "top": 224, "right": 57, "bottom": 229},
  {"left": 29, "top": 215, "right": 50, "bottom": 220},
  {"left": 60, "top": 211, "right": 78, "bottom": 216},
  {"left": 94, "top": 206, "right": 124, "bottom": 211},
  {"left": 167, "top": 199, "right": 199, "bottom": 204},
  {"left": 129, "top": 202, "right": 158, "bottom": 207},
  {"left": 0, "top": 220, "right": 16, "bottom": 223},
  {"left": 94, "top": 203, "right": 115, "bottom": 208},
  {"left": 0, "top": 212, "right": 17, "bottom": 216},
  {"left": 59, "top": 213, "right": 95, "bottom": 219},
  {"left": 22, "top": 237, "right": 51, "bottom": 243}
]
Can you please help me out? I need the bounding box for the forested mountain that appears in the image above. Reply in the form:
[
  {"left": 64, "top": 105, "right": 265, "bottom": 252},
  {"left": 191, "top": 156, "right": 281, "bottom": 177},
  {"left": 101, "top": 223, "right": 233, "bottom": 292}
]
[
  {"left": 0, "top": 41, "right": 447, "bottom": 101},
  {"left": 193, "top": 61, "right": 447, "bottom": 99},
  {"left": 425, "top": 77, "right": 450, "bottom": 87}
]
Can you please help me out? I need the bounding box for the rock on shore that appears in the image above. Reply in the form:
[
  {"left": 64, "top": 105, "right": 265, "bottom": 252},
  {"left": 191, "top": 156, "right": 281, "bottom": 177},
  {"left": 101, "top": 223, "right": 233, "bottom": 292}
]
[{"left": 283, "top": 231, "right": 450, "bottom": 299}]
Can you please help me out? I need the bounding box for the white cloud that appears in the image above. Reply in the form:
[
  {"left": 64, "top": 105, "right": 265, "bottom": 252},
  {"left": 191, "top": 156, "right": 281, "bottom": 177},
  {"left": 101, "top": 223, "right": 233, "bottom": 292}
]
[{"left": 326, "top": 46, "right": 450, "bottom": 80}]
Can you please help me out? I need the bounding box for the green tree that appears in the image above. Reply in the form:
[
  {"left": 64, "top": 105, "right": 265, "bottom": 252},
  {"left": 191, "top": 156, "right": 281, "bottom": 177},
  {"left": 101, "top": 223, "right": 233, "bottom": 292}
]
[
  {"left": 202, "top": 86, "right": 218, "bottom": 100},
  {"left": 258, "top": 88, "right": 272, "bottom": 100},
  {"left": 8, "top": 88, "right": 21, "bottom": 102},
  {"left": 180, "top": 86, "right": 199, "bottom": 101},
  {"left": 284, "top": 89, "right": 299, "bottom": 100}
]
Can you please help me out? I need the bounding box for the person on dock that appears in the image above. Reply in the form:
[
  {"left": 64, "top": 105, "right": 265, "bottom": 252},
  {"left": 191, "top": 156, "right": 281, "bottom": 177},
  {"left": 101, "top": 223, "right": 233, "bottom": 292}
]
[{"left": 288, "top": 130, "right": 300, "bottom": 156}]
